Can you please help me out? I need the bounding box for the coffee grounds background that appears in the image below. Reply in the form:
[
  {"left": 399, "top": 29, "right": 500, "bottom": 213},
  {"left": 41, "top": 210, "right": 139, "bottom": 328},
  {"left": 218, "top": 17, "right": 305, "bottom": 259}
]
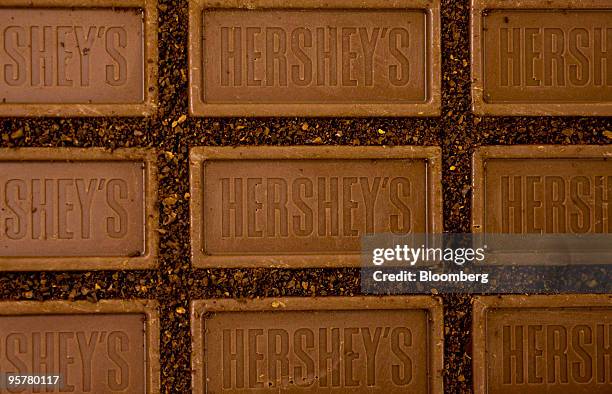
[{"left": 0, "top": 0, "right": 610, "bottom": 392}]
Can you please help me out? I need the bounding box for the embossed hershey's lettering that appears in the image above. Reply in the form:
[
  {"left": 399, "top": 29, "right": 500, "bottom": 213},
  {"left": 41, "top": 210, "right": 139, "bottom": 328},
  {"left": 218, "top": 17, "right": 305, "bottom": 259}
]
[
  {"left": 2, "top": 24, "right": 129, "bottom": 88},
  {"left": 0, "top": 177, "right": 130, "bottom": 241},
  {"left": 0, "top": 8, "right": 145, "bottom": 104},
  {"left": 0, "top": 329, "right": 132, "bottom": 390},
  {"left": 190, "top": 0, "right": 441, "bottom": 116},
  {"left": 481, "top": 10, "right": 612, "bottom": 103},
  {"left": 218, "top": 25, "right": 412, "bottom": 88},
  {"left": 498, "top": 175, "right": 612, "bottom": 233},
  {"left": 474, "top": 296, "right": 612, "bottom": 394},
  {"left": 219, "top": 326, "right": 414, "bottom": 389},
  {"left": 201, "top": 10, "right": 429, "bottom": 104},
  {"left": 0, "top": 312, "right": 149, "bottom": 393},
  {"left": 497, "top": 26, "right": 611, "bottom": 88},
  {"left": 191, "top": 147, "right": 441, "bottom": 266},
  {"left": 0, "top": 160, "right": 146, "bottom": 258},
  {"left": 219, "top": 176, "right": 413, "bottom": 238},
  {"left": 194, "top": 299, "right": 442, "bottom": 393},
  {"left": 200, "top": 158, "right": 431, "bottom": 257},
  {"left": 476, "top": 151, "right": 612, "bottom": 235},
  {"left": 500, "top": 323, "right": 612, "bottom": 385}
]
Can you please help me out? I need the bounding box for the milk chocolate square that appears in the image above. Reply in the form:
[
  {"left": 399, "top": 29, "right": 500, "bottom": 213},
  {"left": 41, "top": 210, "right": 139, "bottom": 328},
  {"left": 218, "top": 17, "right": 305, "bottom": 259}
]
[
  {"left": 472, "top": 145, "right": 612, "bottom": 234},
  {"left": 0, "top": 300, "right": 160, "bottom": 394},
  {"left": 0, "top": 0, "right": 158, "bottom": 117},
  {"left": 190, "top": 146, "right": 442, "bottom": 268},
  {"left": 189, "top": 0, "right": 441, "bottom": 117},
  {"left": 471, "top": 0, "right": 612, "bottom": 116},
  {"left": 192, "top": 296, "right": 444, "bottom": 393},
  {"left": 473, "top": 295, "right": 612, "bottom": 394},
  {"left": 0, "top": 148, "right": 158, "bottom": 271}
]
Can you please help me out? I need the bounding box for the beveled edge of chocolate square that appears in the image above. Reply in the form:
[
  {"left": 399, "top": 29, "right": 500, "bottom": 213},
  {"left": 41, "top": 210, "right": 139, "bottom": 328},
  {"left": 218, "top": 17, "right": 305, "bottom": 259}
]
[
  {"left": 188, "top": 146, "right": 443, "bottom": 269},
  {"left": 470, "top": 0, "right": 612, "bottom": 117},
  {"left": 0, "top": 0, "right": 158, "bottom": 117},
  {"left": 0, "top": 299, "right": 160, "bottom": 394},
  {"left": 188, "top": 0, "right": 441, "bottom": 117},
  {"left": 191, "top": 296, "right": 444, "bottom": 394},
  {"left": 471, "top": 145, "right": 612, "bottom": 233},
  {"left": 0, "top": 147, "right": 159, "bottom": 271},
  {"left": 471, "top": 294, "right": 612, "bottom": 394}
]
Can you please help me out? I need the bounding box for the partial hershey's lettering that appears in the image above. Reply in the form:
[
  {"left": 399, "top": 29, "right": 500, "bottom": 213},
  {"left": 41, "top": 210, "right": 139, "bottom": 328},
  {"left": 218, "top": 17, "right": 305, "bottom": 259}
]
[
  {"left": 202, "top": 10, "right": 428, "bottom": 103},
  {"left": 482, "top": 159, "right": 612, "bottom": 234},
  {"left": 0, "top": 8, "right": 144, "bottom": 104},
  {"left": 500, "top": 323, "right": 611, "bottom": 385},
  {"left": 202, "top": 309, "right": 431, "bottom": 392},
  {"left": 497, "top": 175, "right": 612, "bottom": 233},
  {"left": 0, "top": 161, "right": 145, "bottom": 258},
  {"left": 496, "top": 26, "right": 611, "bottom": 88},
  {"left": 0, "top": 177, "right": 131, "bottom": 241},
  {"left": 485, "top": 306, "right": 612, "bottom": 393},
  {"left": 200, "top": 158, "right": 430, "bottom": 256},
  {"left": 3, "top": 25, "right": 128, "bottom": 88},
  {"left": 0, "top": 314, "right": 146, "bottom": 393},
  {"left": 482, "top": 10, "right": 612, "bottom": 103}
]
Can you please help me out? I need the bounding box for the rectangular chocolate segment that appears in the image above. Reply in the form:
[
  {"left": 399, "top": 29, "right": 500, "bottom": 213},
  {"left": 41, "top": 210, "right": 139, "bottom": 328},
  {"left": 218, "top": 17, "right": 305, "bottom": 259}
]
[
  {"left": 472, "top": 146, "right": 612, "bottom": 234},
  {"left": 188, "top": 0, "right": 441, "bottom": 116},
  {"left": 0, "top": 0, "right": 158, "bottom": 117},
  {"left": 0, "top": 300, "right": 159, "bottom": 394},
  {"left": 0, "top": 148, "right": 158, "bottom": 270},
  {"left": 191, "top": 297, "right": 444, "bottom": 393},
  {"left": 473, "top": 295, "right": 612, "bottom": 394},
  {"left": 471, "top": 0, "right": 612, "bottom": 116},
  {"left": 190, "top": 146, "right": 442, "bottom": 268}
]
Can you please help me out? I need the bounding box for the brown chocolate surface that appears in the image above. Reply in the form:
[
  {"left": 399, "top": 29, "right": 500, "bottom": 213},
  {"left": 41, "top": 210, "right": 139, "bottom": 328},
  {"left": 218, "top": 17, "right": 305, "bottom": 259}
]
[
  {"left": 0, "top": 0, "right": 609, "bottom": 393},
  {"left": 0, "top": 299, "right": 160, "bottom": 394},
  {"left": 472, "top": 145, "right": 612, "bottom": 234},
  {"left": 190, "top": 146, "right": 442, "bottom": 268},
  {"left": 0, "top": 0, "right": 158, "bottom": 117},
  {"left": 189, "top": 0, "right": 441, "bottom": 117},
  {"left": 0, "top": 148, "right": 158, "bottom": 270},
  {"left": 472, "top": 295, "right": 612, "bottom": 394},
  {"left": 191, "top": 296, "right": 444, "bottom": 393},
  {"left": 471, "top": 0, "right": 612, "bottom": 116}
]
